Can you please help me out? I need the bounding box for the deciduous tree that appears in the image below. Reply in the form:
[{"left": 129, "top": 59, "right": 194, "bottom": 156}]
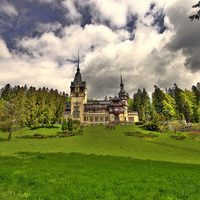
[{"left": 0, "top": 101, "right": 21, "bottom": 141}]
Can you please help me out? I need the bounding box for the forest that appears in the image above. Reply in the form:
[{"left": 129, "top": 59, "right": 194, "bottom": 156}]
[
  {"left": 128, "top": 83, "right": 200, "bottom": 123},
  {"left": 0, "top": 84, "right": 68, "bottom": 129}
]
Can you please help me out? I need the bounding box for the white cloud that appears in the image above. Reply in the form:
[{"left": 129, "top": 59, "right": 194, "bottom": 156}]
[
  {"left": 0, "top": 39, "right": 12, "bottom": 58},
  {"left": 62, "top": 0, "right": 82, "bottom": 22},
  {"left": 0, "top": 1, "right": 18, "bottom": 17}
]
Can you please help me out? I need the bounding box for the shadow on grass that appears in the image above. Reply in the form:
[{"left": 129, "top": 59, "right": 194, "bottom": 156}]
[
  {"left": 0, "top": 137, "right": 7, "bottom": 141},
  {"left": 30, "top": 125, "right": 61, "bottom": 130}
]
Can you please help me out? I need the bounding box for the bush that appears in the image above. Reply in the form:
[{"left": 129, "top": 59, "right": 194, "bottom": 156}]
[
  {"left": 80, "top": 124, "right": 85, "bottom": 129},
  {"left": 68, "top": 118, "right": 73, "bottom": 131},
  {"left": 135, "top": 121, "right": 143, "bottom": 125},
  {"left": 73, "top": 124, "right": 79, "bottom": 130},
  {"left": 77, "top": 129, "right": 83, "bottom": 135},
  {"left": 73, "top": 120, "right": 80, "bottom": 125},
  {"left": 187, "top": 131, "right": 200, "bottom": 139},
  {"left": 62, "top": 119, "right": 68, "bottom": 131},
  {"left": 170, "top": 135, "right": 186, "bottom": 140},
  {"left": 33, "top": 133, "right": 42, "bottom": 137},
  {"left": 124, "top": 132, "right": 158, "bottom": 138},
  {"left": 143, "top": 122, "right": 160, "bottom": 131}
]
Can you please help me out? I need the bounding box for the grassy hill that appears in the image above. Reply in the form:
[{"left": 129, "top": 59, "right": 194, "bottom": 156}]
[{"left": 0, "top": 125, "right": 200, "bottom": 199}]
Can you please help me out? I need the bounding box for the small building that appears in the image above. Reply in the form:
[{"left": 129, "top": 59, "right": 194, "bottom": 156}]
[{"left": 64, "top": 61, "right": 139, "bottom": 124}]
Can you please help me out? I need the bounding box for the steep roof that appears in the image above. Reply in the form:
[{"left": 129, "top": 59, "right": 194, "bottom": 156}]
[
  {"left": 118, "top": 76, "right": 128, "bottom": 98},
  {"left": 71, "top": 57, "right": 86, "bottom": 87}
]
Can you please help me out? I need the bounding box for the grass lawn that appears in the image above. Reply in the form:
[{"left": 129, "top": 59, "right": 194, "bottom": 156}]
[{"left": 0, "top": 125, "right": 200, "bottom": 199}]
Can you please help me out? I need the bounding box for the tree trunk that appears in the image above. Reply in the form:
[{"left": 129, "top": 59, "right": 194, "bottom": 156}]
[{"left": 7, "top": 131, "right": 12, "bottom": 141}]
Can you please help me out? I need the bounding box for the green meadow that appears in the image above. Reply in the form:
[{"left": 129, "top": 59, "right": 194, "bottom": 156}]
[{"left": 0, "top": 125, "right": 200, "bottom": 199}]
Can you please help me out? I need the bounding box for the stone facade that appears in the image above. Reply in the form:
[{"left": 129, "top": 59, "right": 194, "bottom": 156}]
[{"left": 64, "top": 64, "right": 139, "bottom": 124}]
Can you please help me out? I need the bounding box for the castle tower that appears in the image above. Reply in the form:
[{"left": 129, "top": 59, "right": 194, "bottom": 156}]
[
  {"left": 118, "top": 76, "right": 129, "bottom": 121},
  {"left": 70, "top": 56, "right": 87, "bottom": 122}
]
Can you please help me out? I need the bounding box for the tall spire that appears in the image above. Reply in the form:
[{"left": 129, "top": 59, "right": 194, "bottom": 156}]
[
  {"left": 120, "top": 75, "right": 124, "bottom": 88},
  {"left": 118, "top": 75, "right": 128, "bottom": 99},
  {"left": 77, "top": 51, "right": 80, "bottom": 72}
]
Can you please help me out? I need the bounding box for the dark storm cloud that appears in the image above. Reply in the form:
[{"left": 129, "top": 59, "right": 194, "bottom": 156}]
[{"left": 165, "top": 1, "right": 200, "bottom": 73}]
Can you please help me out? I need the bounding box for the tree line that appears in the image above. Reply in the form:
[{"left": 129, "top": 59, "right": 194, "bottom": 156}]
[
  {"left": 128, "top": 82, "right": 200, "bottom": 123},
  {"left": 0, "top": 84, "right": 68, "bottom": 129}
]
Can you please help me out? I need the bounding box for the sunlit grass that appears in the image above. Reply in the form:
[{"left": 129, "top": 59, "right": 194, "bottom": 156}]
[{"left": 0, "top": 125, "right": 200, "bottom": 199}]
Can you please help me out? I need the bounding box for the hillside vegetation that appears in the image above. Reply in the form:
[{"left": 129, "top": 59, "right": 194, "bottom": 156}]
[{"left": 0, "top": 125, "right": 200, "bottom": 199}]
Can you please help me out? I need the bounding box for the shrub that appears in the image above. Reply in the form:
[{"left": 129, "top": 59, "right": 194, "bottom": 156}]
[
  {"left": 33, "top": 133, "right": 42, "bottom": 137},
  {"left": 63, "top": 130, "right": 69, "bottom": 134},
  {"left": 105, "top": 124, "right": 110, "bottom": 129},
  {"left": 77, "top": 129, "right": 83, "bottom": 135},
  {"left": 170, "top": 135, "right": 186, "bottom": 140},
  {"left": 73, "top": 120, "right": 80, "bottom": 125},
  {"left": 143, "top": 121, "right": 159, "bottom": 131},
  {"left": 62, "top": 119, "right": 68, "bottom": 132},
  {"left": 135, "top": 121, "right": 143, "bottom": 125},
  {"left": 80, "top": 124, "right": 85, "bottom": 129},
  {"left": 124, "top": 132, "right": 158, "bottom": 138},
  {"left": 73, "top": 124, "right": 79, "bottom": 130},
  {"left": 187, "top": 131, "right": 200, "bottom": 139},
  {"left": 68, "top": 118, "right": 73, "bottom": 131}
]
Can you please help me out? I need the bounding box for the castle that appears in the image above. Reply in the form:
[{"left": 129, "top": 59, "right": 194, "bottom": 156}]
[{"left": 64, "top": 61, "right": 139, "bottom": 125}]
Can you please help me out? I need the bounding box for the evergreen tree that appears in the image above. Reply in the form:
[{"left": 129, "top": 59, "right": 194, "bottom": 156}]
[
  {"left": 68, "top": 118, "right": 73, "bottom": 131},
  {"left": 152, "top": 85, "right": 165, "bottom": 114},
  {"left": 1, "top": 84, "right": 13, "bottom": 102},
  {"left": 16, "top": 87, "right": 27, "bottom": 126},
  {"left": 62, "top": 118, "right": 68, "bottom": 132}
]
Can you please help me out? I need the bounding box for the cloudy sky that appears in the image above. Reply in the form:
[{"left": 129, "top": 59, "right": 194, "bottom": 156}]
[{"left": 0, "top": 0, "right": 199, "bottom": 99}]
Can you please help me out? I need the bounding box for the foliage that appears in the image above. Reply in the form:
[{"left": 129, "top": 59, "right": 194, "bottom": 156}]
[
  {"left": 170, "top": 121, "right": 185, "bottom": 134},
  {"left": 127, "top": 98, "right": 133, "bottom": 111},
  {"left": 61, "top": 119, "right": 68, "bottom": 131},
  {"left": 68, "top": 118, "right": 73, "bottom": 131},
  {"left": 80, "top": 124, "right": 85, "bottom": 129},
  {"left": 133, "top": 88, "right": 151, "bottom": 122},
  {"left": 187, "top": 130, "right": 200, "bottom": 139},
  {"left": 135, "top": 121, "right": 143, "bottom": 125},
  {"left": 105, "top": 124, "right": 116, "bottom": 129},
  {"left": 73, "top": 120, "right": 80, "bottom": 125},
  {"left": 0, "top": 101, "right": 21, "bottom": 141},
  {"left": 0, "top": 84, "right": 68, "bottom": 128},
  {"left": 189, "top": 1, "right": 200, "bottom": 21},
  {"left": 124, "top": 131, "right": 158, "bottom": 138},
  {"left": 143, "top": 110, "right": 166, "bottom": 132},
  {"left": 170, "top": 135, "right": 186, "bottom": 140},
  {"left": 73, "top": 124, "right": 79, "bottom": 130}
]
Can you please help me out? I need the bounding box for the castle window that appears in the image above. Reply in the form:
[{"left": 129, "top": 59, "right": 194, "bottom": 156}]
[
  {"left": 105, "top": 117, "right": 108, "bottom": 121},
  {"left": 114, "top": 107, "right": 119, "bottom": 111},
  {"left": 121, "top": 107, "right": 123, "bottom": 112},
  {"left": 110, "top": 108, "right": 113, "bottom": 112},
  {"left": 76, "top": 94, "right": 78, "bottom": 98},
  {"left": 95, "top": 117, "right": 98, "bottom": 122}
]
